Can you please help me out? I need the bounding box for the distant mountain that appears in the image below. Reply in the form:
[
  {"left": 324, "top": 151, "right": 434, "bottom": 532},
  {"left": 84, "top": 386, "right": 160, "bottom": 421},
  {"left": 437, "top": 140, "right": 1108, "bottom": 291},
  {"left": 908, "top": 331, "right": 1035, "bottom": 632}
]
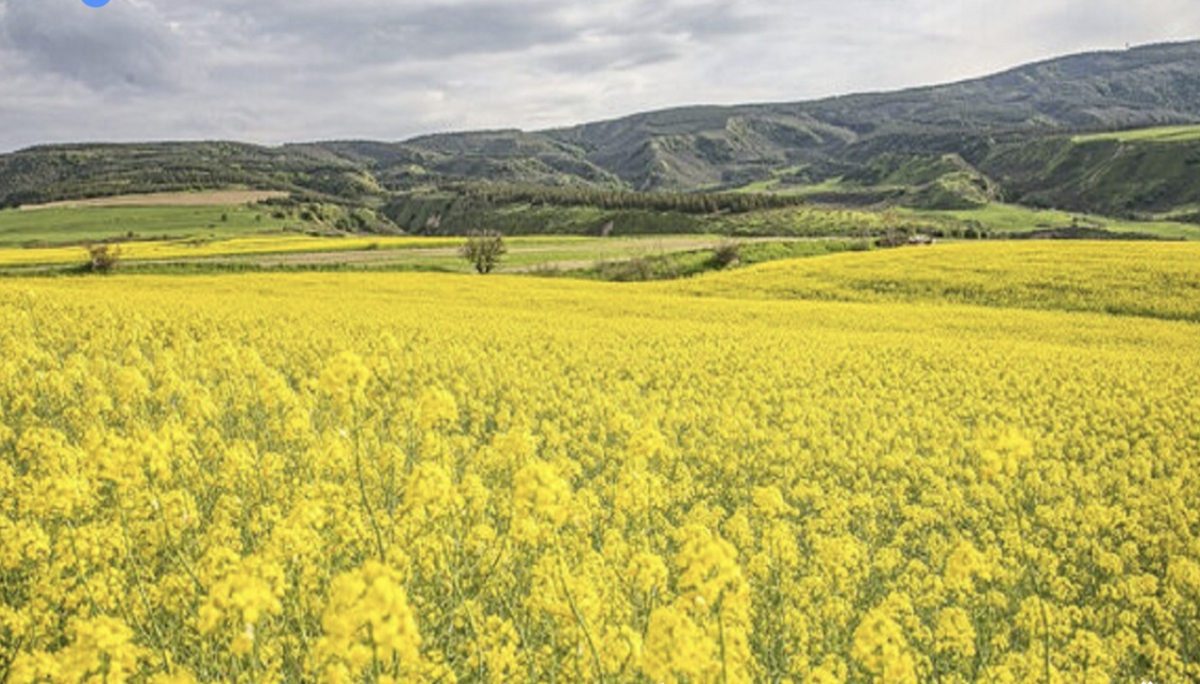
[
  {"left": 4, "top": 40, "right": 1200, "bottom": 220},
  {"left": 505, "top": 40, "right": 1200, "bottom": 191},
  {"left": 370, "top": 40, "right": 1200, "bottom": 192}
]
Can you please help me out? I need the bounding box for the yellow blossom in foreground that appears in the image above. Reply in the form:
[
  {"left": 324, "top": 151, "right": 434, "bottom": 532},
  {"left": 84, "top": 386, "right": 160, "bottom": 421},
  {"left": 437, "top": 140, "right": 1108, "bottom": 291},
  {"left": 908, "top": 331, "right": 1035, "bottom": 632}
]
[{"left": 0, "top": 243, "right": 1197, "bottom": 683}]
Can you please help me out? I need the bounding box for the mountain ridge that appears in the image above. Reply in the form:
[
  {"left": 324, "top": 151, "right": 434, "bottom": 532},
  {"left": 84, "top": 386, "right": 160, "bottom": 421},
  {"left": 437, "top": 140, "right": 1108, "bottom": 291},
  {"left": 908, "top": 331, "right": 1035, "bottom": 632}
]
[{"left": 4, "top": 39, "right": 1200, "bottom": 220}]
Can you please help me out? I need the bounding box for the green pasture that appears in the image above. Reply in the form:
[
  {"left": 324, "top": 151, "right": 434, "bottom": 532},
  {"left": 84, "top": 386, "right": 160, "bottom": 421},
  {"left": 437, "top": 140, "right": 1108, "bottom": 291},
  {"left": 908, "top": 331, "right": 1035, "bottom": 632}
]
[
  {"left": 227, "top": 235, "right": 808, "bottom": 273},
  {"left": 1072, "top": 124, "right": 1200, "bottom": 144},
  {"left": 0, "top": 204, "right": 293, "bottom": 247},
  {"left": 908, "top": 202, "right": 1200, "bottom": 240}
]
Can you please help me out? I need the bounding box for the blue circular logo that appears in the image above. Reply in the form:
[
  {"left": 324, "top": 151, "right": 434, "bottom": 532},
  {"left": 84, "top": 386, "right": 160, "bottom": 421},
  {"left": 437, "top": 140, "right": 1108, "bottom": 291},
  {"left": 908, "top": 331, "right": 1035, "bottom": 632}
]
[{"left": 82, "top": 0, "right": 110, "bottom": 6}]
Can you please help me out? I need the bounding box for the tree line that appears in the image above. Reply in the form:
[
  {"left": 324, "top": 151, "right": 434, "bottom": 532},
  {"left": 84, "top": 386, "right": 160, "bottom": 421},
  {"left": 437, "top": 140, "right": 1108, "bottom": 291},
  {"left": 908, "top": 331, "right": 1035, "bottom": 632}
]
[{"left": 455, "top": 183, "right": 810, "bottom": 215}]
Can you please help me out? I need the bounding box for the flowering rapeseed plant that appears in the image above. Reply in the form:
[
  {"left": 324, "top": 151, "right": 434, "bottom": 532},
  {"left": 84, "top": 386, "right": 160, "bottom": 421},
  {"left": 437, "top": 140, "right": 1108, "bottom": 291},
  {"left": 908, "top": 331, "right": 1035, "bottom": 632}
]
[{"left": 1, "top": 243, "right": 1198, "bottom": 683}]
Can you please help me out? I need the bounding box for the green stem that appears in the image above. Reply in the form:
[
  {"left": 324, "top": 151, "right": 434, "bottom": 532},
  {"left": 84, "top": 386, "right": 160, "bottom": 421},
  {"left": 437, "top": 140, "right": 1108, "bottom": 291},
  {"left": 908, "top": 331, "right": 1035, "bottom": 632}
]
[
  {"left": 352, "top": 427, "right": 388, "bottom": 562},
  {"left": 557, "top": 561, "right": 605, "bottom": 684},
  {"left": 116, "top": 499, "right": 173, "bottom": 673},
  {"left": 1012, "top": 494, "right": 1052, "bottom": 684}
]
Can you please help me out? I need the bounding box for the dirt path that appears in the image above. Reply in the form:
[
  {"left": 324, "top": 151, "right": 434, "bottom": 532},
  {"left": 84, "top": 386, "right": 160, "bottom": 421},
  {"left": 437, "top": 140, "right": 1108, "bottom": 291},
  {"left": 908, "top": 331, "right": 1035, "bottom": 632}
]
[{"left": 19, "top": 190, "right": 288, "bottom": 210}]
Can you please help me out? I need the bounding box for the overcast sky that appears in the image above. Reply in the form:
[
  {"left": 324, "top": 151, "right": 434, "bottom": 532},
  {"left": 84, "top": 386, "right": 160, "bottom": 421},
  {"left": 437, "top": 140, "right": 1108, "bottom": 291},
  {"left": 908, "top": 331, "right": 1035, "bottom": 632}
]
[{"left": 1, "top": 0, "right": 1199, "bottom": 151}]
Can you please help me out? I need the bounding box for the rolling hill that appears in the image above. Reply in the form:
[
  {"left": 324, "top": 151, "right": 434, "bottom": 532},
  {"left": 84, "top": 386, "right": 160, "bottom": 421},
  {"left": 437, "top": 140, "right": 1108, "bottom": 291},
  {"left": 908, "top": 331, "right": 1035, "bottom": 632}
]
[{"left": 4, "top": 40, "right": 1200, "bottom": 228}]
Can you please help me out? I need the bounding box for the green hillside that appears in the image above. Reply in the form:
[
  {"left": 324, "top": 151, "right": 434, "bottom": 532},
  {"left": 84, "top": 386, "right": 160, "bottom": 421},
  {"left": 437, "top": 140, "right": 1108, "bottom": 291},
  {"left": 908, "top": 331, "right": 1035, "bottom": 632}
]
[
  {"left": 0, "top": 142, "right": 385, "bottom": 209},
  {"left": 1073, "top": 124, "right": 1200, "bottom": 143},
  {"left": 4, "top": 40, "right": 1200, "bottom": 240},
  {"left": 980, "top": 129, "right": 1200, "bottom": 217}
]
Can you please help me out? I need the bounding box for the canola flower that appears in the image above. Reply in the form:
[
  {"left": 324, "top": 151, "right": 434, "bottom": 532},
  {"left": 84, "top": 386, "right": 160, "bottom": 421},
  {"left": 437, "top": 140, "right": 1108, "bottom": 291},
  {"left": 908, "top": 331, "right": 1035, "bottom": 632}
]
[
  {"left": 666, "top": 241, "right": 1200, "bottom": 323},
  {"left": 0, "top": 236, "right": 471, "bottom": 268},
  {"left": 0, "top": 244, "right": 1199, "bottom": 683}
]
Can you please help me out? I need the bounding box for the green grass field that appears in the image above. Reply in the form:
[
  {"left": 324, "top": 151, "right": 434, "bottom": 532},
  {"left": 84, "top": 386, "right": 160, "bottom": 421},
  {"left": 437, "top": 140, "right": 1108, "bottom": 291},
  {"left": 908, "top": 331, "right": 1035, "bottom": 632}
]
[
  {"left": 1071, "top": 124, "right": 1200, "bottom": 144},
  {"left": 725, "top": 166, "right": 818, "bottom": 194},
  {"left": 164, "top": 236, "right": 830, "bottom": 274},
  {"left": 0, "top": 204, "right": 294, "bottom": 247},
  {"left": 4, "top": 196, "right": 1199, "bottom": 280},
  {"left": 0, "top": 232, "right": 836, "bottom": 276},
  {"left": 729, "top": 175, "right": 879, "bottom": 197},
  {"left": 907, "top": 202, "right": 1200, "bottom": 240}
]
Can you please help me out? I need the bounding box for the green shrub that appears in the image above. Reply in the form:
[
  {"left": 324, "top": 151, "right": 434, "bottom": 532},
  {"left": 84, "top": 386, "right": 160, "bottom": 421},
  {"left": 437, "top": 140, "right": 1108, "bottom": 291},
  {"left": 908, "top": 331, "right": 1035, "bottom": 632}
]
[
  {"left": 86, "top": 243, "right": 121, "bottom": 274},
  {"left": 460, "top": 229, "right": 507, "bottom": 274}
]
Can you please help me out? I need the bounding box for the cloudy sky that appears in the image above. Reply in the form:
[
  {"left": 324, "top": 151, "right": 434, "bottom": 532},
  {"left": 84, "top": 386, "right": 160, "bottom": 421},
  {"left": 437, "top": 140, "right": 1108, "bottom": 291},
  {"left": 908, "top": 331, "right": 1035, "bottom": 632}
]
[{"left": 1, "top": 0, "right": 1199, "bottom": 151}]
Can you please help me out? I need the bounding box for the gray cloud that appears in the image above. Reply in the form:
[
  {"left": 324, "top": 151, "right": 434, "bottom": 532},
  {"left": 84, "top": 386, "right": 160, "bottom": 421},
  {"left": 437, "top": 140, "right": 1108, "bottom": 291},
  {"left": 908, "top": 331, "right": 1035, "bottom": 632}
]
[
  {"left": 200, "top": 1, "right": 577, "bottom": 64},
  {"left": 0, "top": 0, "right": 184, "bottom": 91},
  {"left": 1, "top": 0, "right": 1200, "bottom": 151}
]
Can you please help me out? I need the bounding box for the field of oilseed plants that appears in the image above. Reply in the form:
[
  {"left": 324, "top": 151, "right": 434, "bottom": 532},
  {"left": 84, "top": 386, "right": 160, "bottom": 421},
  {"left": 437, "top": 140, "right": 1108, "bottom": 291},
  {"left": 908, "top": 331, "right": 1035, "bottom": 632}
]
[{"left": 1, "top": 242, "right": 1199, "bottom": 684}]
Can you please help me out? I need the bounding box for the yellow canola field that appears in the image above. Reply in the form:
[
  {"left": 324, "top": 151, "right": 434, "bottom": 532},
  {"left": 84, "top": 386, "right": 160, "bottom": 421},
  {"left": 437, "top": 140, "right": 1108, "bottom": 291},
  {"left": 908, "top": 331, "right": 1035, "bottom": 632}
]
[
  {"left": 0, "top": 236, "right": 469, "bottom": 267},
  {"left": 666, "top": 241, "right": 1200, "bottom": 323},
  {"left": 1, "top": 256, "right": 1199, "bottom": 683}
]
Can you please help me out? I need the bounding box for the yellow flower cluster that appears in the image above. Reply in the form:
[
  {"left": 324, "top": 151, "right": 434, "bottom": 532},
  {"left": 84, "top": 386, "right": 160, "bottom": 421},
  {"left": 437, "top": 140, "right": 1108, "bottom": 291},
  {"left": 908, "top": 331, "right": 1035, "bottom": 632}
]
[
  {"left": 668, "top": 241, "right": 1200, "bottom": 323},
  {"left": 1, "top": 243, "right": 1198, "bottom": 683},
  {"left": 0, "top": 236, "right": 465, "bottom": 267}
]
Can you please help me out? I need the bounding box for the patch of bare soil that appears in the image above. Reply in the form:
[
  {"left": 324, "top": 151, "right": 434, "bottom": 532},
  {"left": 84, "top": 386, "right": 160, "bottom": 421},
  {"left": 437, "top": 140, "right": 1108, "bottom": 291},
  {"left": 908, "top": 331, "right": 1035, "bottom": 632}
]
[{"left": 19, "top": 190, "right": 289, "bottom": 210}]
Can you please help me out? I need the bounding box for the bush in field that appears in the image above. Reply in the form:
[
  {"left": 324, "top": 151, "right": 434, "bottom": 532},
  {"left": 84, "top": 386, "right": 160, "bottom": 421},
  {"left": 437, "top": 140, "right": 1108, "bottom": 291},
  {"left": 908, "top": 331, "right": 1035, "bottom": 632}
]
[
  {"left": 460, "top": 229, "right": 507, "bottom": 274},
  {"left": 710, "top": 241, "right": 742, "bottom": 269},
  {"left": 86, "top": 243, "right": 121, "bottom": 273}
]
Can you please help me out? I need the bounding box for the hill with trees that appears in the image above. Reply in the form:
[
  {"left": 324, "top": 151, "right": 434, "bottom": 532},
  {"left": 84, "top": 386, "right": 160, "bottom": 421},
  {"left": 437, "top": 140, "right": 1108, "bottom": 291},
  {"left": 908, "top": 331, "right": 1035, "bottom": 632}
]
[{"left": 4, "top": 40, "right": 1200, "bottom": 229}]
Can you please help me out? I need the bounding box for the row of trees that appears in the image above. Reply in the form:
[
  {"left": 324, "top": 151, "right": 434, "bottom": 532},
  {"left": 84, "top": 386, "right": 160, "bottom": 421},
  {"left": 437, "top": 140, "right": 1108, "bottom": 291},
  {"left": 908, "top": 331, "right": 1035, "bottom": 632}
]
[{"left": 458, "top": 182, "right": 810, "bottom": 215}]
